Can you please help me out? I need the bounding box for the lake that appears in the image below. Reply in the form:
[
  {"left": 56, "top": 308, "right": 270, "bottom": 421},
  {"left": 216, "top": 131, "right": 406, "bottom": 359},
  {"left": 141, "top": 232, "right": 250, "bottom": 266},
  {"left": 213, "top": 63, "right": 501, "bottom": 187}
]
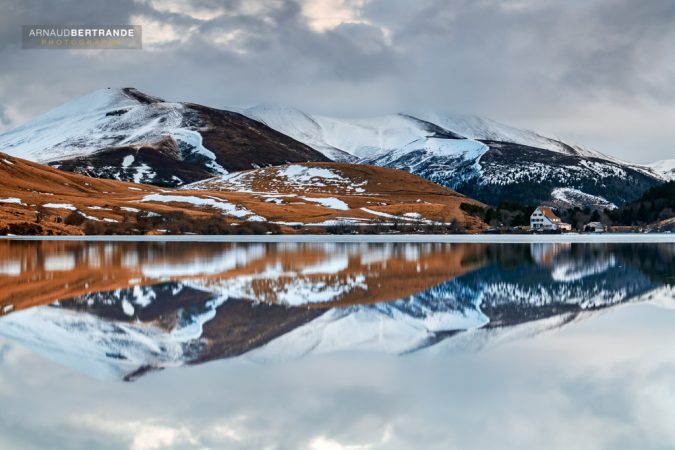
[{"left": 0, "top": 240, "right": 674, "bottom": 449}]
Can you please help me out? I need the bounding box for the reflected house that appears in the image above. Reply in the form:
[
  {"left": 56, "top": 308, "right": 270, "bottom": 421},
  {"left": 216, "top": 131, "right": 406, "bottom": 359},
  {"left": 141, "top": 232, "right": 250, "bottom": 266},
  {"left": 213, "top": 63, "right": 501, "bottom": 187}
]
[
  {"left": 584, "top": 221, "right": 606, "bottom": 233},
  {"left": 529, "top": 242, "right": 571, "bottom": 266},
  {"left": 529, "top": 207, "right": 572, "bottom": 232}
]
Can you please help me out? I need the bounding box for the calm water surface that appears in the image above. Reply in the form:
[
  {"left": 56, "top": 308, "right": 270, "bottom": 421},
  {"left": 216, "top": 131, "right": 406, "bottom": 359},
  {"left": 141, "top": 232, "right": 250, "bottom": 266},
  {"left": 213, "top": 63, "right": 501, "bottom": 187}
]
[{"left": 0, "top": 241, "right": 674, "bottom": 449}]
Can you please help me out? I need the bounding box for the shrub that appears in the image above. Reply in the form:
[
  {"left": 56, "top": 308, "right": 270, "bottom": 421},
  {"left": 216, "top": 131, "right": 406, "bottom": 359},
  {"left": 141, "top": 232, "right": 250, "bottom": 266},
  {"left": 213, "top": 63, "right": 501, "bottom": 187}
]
[
  {"left": 460, "top": 202, "right": 486, "bottom": 219},
  {"left": 64, "top": 211, "right": 86, "bottom": 226}
]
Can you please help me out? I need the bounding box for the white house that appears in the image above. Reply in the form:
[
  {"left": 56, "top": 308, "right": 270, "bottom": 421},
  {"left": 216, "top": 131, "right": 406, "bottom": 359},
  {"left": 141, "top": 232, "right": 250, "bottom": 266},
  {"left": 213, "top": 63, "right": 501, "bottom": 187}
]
[
  {"left": 530, "top": 207, "right": 572, "bottom": 231},
  {"left": 584, "top": 221, "right": 606, "bottom": 233}
]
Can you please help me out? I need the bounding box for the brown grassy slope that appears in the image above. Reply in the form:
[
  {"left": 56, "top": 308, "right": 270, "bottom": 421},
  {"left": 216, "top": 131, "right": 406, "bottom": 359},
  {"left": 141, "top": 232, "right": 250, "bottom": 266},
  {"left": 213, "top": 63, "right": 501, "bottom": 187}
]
[
  {"left": 189, "top": 162, "right": 488, "bottom": 227},
  {"left": 0, "top": 152, "right": 486, "bottom": 234}
]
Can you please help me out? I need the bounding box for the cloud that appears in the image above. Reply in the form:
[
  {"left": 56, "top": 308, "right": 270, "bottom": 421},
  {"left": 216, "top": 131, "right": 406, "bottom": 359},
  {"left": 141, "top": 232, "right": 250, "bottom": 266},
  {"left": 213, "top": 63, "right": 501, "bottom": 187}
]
[{"left": 0, "top": 0, "right": 674, "bottom": 162}]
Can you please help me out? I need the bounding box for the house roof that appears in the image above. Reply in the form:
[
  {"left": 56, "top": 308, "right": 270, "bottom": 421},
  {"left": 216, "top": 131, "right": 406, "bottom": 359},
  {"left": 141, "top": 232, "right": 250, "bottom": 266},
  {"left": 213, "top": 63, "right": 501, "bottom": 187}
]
[{"left": 535, "top": 207, "right": 560, "bottom": 221}]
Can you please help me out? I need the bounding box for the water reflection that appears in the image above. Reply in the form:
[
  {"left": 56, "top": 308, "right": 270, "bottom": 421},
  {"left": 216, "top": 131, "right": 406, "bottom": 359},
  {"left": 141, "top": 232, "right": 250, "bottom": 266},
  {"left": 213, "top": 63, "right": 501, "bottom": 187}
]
[{"left": 0, "top": 241, "right": 673, "bottom": 380}]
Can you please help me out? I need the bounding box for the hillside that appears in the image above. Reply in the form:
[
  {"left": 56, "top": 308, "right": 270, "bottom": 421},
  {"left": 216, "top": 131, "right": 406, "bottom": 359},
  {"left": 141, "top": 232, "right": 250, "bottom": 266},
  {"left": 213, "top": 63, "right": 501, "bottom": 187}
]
[
  {"left": 244, "top": 105, "right": 663, "bottom": 208},
  {"left": 0, "top": 88, "right": 328, "bottom": 186},
  {"left": 605, "top": 180, "right": 675, "bottom": 228},
  {"left": 0, "top": 153, "right": 486, "bottom": 235}
]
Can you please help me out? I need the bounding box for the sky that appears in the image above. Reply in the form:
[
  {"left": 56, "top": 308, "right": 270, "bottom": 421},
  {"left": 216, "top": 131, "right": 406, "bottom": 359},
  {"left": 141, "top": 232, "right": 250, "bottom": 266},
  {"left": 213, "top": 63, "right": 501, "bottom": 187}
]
[{"left": 0, "top": 0, "right": 674, "bottom": 163}]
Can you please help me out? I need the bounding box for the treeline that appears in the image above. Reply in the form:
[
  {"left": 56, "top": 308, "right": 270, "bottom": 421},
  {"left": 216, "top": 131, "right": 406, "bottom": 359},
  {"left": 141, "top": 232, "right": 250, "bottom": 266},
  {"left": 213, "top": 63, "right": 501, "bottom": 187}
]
[
  {"left": 460, "top": 181, "right": 675, "bottom": 230},
  {"left": 605, "top": 181, "right": 675, "bottom": 226},
  {"left": 461, "top": 201, "right": 535, "bottom": 229}
]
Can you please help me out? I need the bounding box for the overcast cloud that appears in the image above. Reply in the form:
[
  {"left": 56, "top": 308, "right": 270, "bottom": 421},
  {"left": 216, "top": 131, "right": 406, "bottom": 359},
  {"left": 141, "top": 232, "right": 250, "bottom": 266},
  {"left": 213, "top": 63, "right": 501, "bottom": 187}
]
[{"left": 0, "top": 0, "right": 674, "bottom": 163}]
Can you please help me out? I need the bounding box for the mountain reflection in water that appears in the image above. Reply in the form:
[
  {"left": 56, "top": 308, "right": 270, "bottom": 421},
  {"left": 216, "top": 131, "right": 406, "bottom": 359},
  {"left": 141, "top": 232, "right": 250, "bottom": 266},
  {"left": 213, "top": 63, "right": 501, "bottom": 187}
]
[{"left": 0, "top": 241, "right": 672, "bottom": 380}]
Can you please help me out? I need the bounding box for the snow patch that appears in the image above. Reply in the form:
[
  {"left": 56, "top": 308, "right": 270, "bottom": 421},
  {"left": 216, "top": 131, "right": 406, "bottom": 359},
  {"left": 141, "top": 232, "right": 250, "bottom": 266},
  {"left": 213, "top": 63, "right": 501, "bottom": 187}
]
[
  {"left": 138, "top": 194, "right": 255, "bottom": 218},
  {"left": 42, "top": 203, "right": 77, "bottom": 210},
  {"left": 0, "top": 197, "right": 25, "bottom": 205},
  {"left": 300, "top": 196, "right": 350, "bottom": 210}
]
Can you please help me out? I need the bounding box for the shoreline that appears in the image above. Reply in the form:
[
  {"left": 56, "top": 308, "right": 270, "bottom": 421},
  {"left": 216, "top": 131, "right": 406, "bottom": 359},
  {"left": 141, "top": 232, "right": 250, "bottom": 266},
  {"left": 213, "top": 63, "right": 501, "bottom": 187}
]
[{"left": 1, "top": 233, "right": 674, "bottom": 243}]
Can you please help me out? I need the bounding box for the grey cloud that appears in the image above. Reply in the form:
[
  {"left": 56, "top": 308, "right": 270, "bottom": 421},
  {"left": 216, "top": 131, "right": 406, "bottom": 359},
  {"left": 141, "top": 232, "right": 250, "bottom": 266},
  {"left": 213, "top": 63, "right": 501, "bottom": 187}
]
[{"left": 0, "top": 0, "right": 674, "bottom": 162}]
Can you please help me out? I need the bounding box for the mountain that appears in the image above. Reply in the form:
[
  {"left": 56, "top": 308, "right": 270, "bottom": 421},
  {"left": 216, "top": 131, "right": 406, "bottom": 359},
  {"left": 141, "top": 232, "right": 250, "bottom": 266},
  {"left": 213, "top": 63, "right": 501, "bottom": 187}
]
[
  {"left": 0, "top": 88, "right": 328, "bottom": 186},
  {"left": 647, "top": 159, "right": 675, "bottom": 181},
  {"left": 244, "top": 105, "right": 663, "bottom": 207},
  {"left": 0, "top": 152, "right": 485, "bottom": 235},
  {"left": 1, "top": 88, "right": 664, "bottom": 207}
]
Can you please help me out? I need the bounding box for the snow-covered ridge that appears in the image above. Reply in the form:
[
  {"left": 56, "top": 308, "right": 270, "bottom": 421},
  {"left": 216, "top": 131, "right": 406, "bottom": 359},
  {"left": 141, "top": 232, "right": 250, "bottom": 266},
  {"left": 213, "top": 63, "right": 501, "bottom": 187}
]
[
  {"left": 647, "top": 159, "right": 675, "bottom": 181},
  {"left": 243, "top": 105, "right": 612, "bottom": 161},
  {"left": 242, "top": 105, "right": 665, "bottom": 208},
  {"left": 243, "top": 105, "right": 491, "bottom": 162},
  {"left": 0, "top": 88, "right": 226, "bottom": 174}
]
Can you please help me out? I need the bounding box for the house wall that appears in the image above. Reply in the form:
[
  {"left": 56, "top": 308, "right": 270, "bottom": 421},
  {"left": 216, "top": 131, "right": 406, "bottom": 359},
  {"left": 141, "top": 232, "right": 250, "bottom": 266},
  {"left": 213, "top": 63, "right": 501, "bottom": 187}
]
[{"left": 530, "top": 209, "right": 559, "bottom": 230}]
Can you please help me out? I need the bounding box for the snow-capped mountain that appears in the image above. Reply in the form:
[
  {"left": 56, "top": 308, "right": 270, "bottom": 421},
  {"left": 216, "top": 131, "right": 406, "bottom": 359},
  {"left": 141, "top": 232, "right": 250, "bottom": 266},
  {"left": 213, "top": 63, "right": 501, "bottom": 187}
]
[
  {"left": 244, "top": 105, "right": 663, "bottom": 207},
  {"left": 647, "top": 159, "right": 675, "bottom": 181},
  {"left": 0, "top": 88, "right": 666, "bottom": 207},
  {"left": 0, "top": 88, "right": 328, "bottom": 186}
]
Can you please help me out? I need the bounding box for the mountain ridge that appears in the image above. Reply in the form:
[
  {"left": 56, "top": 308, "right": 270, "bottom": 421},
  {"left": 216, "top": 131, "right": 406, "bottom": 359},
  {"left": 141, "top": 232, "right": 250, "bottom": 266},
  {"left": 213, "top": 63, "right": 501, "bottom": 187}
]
[
  {"left": 244, "top": 104, "right": 664, "bottom": 207},
  {"left": 0, "top": 88, "right": 667, "bottom": 208}
]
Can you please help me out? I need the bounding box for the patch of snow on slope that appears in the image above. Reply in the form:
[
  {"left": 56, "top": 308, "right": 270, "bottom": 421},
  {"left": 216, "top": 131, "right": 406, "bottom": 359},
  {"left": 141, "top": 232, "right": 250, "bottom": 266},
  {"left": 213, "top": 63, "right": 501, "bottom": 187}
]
[
  {"left": 138, "top": 194, "right": 254, "bottom": 218},
  {"left": 300, "top": 197, "right": 350, "bottom": 210},
  {"left": 551, "top": 188, "right": 617, "bottom": 209},
  {"left": 280, "top": 164, "right": 342, "bottom": 183},
  {"left": 42, "top": 203, "right": 77, "bottom": 210},
  {"left": 0, "top": 197, "right": 25, "bottom": 205},
  {"left": 131, "top": 163, "right": 154, "bottom": 184},
  {"left": 121, "top": 154, "right": 134, "bottom": 167},
  {"left": 170, "top": 128, "right": 227, "bottom": 175}
]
